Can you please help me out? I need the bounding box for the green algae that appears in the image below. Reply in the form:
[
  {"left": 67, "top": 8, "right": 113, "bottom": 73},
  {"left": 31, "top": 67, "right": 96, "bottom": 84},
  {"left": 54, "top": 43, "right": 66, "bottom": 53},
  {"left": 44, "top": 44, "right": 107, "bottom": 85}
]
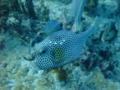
[{"left": 52, "top": 69, "right": 67, "bottom": 82}]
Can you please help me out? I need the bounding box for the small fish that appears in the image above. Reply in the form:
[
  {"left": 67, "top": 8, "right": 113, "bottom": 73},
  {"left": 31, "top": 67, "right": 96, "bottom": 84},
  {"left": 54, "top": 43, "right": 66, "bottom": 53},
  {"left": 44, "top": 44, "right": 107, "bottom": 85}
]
[
  {"left": 30, "top": 20, "right": 63, "bottom": 47},
  {"left": 31, "top": 18, "right": 100, "bottom": 70},
  {"left": 44, "top": 20, "right": 63, "bottom": 35}
]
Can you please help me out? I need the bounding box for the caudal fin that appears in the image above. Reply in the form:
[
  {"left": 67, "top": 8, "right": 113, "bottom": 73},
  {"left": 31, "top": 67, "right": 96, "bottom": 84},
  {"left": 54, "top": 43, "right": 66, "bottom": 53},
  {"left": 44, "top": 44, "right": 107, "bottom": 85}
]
[
  {"left": 81, "top": 17, "right": 101, "bottom": 38},
  {"left": 70, "top": 0, "right": 87, "bottom": 31},
  {"left": 71, "top": 0, "right": 87, "bottom": 22}
]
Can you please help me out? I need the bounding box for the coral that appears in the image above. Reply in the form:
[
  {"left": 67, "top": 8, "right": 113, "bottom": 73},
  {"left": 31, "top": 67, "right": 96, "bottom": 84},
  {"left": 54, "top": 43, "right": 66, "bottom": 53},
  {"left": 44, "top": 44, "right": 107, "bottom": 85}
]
[
  {"left": 0, "top": 39, "right": 5, "bottom": 50},
  {"left": 101, "top": 22, "right": 118, "bottom": 42},
  {"left": 12, "top": 74, "right": 35, "bottom": 90},
  {"left": 0, "top": 0, "right": 120, "bottom": 90},
  {"left": 25, "top": 0, "right": 37, "bottom": 19},
  {"left": 51, "top": 69, "right": 67, "bottom": 82},
  {"left": 35, "top": 84, "right": 49, "bottom": 90},
  {"left": 82, "top": 69, "right": 119, "bottom": 90},
  {"left": 0, "top": 68, "right": 8, "bottom": 86},
  {"left": 97, "top": 0, "right": 118, "bottom": 16},
  {"left": 85, "top": 0, "right": 98, "bottom": 16},
  {"left": 86, "top": 0, "right": 98, "bottom": 9},
  {"left": 0, "top": 0, "right": 50, "bottom": 44},
  {"left": 34, "top": 75, "right": 53, "bottom": 90},
  {"left": 12, "top": 84, "right": 23, "bottom": 90},
  {"left": 47, "top": 0, "right": 72, "bottom": 5},
  {"left": 0, "top": 86, "right": 8, "bottom": 90},
  {"left": 0, "top": 0, "right": 10, "bottom": 16},
  {"left": 14, "top": 68, "right": 29, "bottom": 79}
]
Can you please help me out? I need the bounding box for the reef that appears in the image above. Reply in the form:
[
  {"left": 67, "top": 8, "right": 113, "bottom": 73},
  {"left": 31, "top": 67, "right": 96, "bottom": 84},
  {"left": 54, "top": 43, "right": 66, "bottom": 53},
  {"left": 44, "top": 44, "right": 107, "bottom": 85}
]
[{"left": 0, "top": 0, "right": 120, "bottom": 90}]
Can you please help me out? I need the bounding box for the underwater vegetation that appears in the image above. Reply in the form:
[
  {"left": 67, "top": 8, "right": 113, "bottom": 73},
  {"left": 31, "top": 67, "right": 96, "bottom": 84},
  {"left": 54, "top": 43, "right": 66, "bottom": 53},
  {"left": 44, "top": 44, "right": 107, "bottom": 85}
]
[{"left": 0, "top": 0, "right": 120, "bottom": 90}]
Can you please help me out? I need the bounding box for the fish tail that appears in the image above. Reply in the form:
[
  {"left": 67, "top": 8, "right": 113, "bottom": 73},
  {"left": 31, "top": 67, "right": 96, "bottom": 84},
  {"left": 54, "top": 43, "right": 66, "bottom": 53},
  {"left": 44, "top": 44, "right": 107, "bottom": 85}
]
[
  {"left": 71, "top": 0, "right": 87, "bottom": 25},
  {"left": 81, "top": 17, "right": 101, "bottom": 38}
]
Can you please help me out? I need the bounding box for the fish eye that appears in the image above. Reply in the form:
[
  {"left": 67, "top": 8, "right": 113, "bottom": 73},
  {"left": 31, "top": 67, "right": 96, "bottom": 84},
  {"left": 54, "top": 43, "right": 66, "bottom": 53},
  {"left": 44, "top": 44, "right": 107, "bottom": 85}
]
[
  {"left": 59, "top": 23, "right": 63, "bottom": 27},
  {"left": 40, "top": 48, "right": 47, "bottom": 54}
]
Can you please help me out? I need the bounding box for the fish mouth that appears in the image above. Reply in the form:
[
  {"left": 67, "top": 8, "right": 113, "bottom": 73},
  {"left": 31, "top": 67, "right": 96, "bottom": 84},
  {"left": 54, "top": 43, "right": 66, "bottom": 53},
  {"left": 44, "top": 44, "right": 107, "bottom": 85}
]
[{"left": 23, "top": 52, "right": 35, "bottom": 61}]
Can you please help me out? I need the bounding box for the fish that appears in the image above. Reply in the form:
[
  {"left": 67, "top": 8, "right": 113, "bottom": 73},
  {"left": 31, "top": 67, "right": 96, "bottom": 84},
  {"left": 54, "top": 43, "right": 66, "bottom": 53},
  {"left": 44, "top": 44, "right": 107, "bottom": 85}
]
[
  {"left": 44, "top": 20, "right": 63, "bottom": 35},
  {"left": 27, "top": 0, "right": 101, "bottom": 70},
  {"left": 31, "top": 17, "right": 100, "bottom": 70}
]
